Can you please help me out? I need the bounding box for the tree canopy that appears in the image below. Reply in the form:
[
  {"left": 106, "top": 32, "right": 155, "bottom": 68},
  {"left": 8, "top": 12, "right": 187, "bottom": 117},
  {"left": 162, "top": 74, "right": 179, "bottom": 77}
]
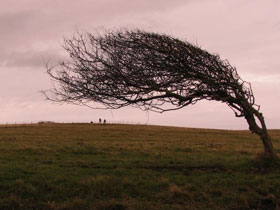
[{"left": 45, "top": 29, "right": 277, "bottom": 158}]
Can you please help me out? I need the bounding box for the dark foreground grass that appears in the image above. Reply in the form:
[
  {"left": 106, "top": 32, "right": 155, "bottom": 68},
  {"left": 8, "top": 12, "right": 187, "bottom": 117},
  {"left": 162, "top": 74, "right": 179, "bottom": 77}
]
[{"left": 0, "top": 123, "right": 279, "bottom": 210}]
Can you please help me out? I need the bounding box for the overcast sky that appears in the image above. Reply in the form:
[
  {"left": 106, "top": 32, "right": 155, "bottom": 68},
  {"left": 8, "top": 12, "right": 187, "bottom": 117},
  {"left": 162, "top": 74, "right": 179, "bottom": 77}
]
[{"left": 0, "top": 0, "right": 279, "bottom": 129}]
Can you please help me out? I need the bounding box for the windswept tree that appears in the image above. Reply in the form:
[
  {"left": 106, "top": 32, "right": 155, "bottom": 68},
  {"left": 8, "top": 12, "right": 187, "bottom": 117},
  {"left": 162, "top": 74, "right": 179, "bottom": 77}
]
[{"left": 45, "top": 29, "right": 277, "bottom": 158}]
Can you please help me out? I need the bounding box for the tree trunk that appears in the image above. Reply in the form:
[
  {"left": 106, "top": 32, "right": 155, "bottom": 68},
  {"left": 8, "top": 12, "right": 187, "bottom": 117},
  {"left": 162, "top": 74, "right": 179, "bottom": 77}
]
[
  {"left": 243, "top": 105, "right": 277, "bottom": 158},
  {"left": 259, "top": 132, "right": 277, "bottom": 157}
]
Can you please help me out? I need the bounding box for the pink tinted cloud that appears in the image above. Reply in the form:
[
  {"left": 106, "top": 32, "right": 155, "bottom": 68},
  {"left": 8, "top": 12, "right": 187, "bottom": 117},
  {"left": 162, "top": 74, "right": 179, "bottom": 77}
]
[{"left": 0, "top": 0, "right": 279, "bottom": 129}]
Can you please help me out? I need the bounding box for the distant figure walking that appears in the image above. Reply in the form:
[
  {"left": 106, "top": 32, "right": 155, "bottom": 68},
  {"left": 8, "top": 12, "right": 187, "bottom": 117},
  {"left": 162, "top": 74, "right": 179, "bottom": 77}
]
[
  {"left": 103, "top": 119, "right": 106, "bottom": 124},
  {"left": 99, "top": 118, "right": 102, "bottom": 123}
]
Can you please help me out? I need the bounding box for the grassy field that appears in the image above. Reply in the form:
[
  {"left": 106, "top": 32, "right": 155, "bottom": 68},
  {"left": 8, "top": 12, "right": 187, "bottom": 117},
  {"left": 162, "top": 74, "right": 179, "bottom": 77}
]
[{"left": 0, "top": 123, "right": 279, "bottom": 210}]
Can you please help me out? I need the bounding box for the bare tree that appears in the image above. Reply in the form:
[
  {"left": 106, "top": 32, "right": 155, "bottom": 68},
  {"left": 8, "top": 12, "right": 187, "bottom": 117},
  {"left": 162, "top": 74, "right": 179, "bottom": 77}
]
[{"left": 45, "top": 29, "right": 277, "bottom": 158}]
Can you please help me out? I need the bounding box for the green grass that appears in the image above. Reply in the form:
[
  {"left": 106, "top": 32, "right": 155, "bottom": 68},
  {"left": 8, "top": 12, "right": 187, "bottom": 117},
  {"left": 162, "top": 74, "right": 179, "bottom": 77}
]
[{"left": 0, "top": 123, "right": 279, "bottom": 210}]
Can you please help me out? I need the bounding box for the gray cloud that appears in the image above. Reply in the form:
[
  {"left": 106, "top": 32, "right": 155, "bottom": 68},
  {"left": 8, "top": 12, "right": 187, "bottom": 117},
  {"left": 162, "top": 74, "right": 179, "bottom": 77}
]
[
  {"left": 0, "top": 0, "right": 191, "bottom": 68},
  {"left": 2, "top": 48, "right": 64, "bottom": 68},
  {"left": 0, "top": 10, "right": 46, "bottom": 45}
]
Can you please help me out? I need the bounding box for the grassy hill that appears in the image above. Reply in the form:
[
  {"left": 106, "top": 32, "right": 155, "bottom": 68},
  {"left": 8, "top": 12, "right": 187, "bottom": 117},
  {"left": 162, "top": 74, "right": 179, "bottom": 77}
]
[{"left": 0, "top": 123, "right": 279, "bottom": 210}]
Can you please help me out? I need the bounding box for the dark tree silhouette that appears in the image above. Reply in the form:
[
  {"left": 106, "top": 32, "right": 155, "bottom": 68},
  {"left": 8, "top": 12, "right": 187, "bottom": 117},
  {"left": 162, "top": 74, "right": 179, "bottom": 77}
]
[{"left": 45, "top": 29, "right": 277, "bottom": 158}]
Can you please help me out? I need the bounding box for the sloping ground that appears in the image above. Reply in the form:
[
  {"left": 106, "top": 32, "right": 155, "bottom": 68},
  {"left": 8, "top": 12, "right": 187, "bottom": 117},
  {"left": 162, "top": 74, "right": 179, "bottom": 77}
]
[{"left": 0, "top": 123, "right": 279, "bottom": 210}]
